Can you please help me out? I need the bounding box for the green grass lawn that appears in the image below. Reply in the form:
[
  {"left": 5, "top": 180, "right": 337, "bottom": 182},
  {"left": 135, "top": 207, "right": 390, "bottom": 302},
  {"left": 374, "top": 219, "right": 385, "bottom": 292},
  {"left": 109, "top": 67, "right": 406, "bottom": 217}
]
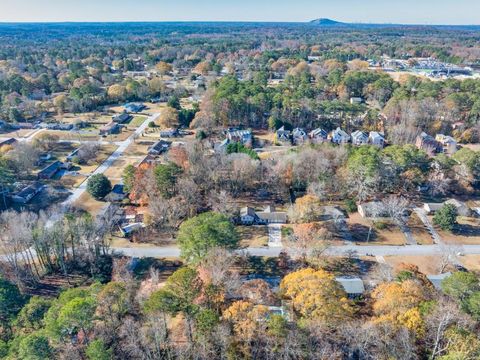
[{"left": 130, "top": 116, "right": 147, "bottom": 127}]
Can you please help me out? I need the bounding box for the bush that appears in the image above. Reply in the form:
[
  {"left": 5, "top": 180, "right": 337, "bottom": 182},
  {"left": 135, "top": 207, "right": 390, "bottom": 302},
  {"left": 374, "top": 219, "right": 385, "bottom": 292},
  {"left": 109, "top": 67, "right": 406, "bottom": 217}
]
[
  {"left": 281, "top": 226, "right": 294, "bottom": 237},
  {"left": 18, "top": 332, "right": 52, "bottom": 360},
  {"left": 87, "top": 174, "right": 112, "bottom": 200},
  {"left": 433, "top": 203, "right": 457, "bottom": 231},
  {"left": 86, "top": 339, "right": 113, "bottom": 360},
  {"left": 196, "top": 130, "right": 207, "bottom": 140},
  {"left": 226, "top": 142, "right": 259, "bottom": 160},
  {"left": 374, "top": 221, "right": 388, "bottom": 230},
  {"left": 344, "top": 199, "right": 358, "bottom": 213}
]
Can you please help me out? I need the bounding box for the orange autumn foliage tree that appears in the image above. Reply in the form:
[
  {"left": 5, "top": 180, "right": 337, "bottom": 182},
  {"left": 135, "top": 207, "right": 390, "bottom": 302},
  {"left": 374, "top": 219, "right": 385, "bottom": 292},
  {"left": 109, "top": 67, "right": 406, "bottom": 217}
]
[
  {"left": 129, "top": 163, "right": 153, "bottom": 205},
  {"left": 223, "top": 301, "right": 269, "bottom": 340},
  {"left": 280, "top": 268, "right": 354, "bottom": 324},
  {"left": 371, "top": 279, "right": 430, "bottom": 336},
  {"left": 168, "top": 146, "right": 189, "bottom": 170}
]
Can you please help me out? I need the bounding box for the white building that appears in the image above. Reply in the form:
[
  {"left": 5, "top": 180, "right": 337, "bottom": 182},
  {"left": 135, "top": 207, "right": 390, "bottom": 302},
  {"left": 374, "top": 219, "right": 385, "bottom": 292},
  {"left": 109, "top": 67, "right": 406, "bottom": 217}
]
[
  {"left": 351, "top": 130, "right": 369, "bottom": 146},
  {"left": 329, "top": 127, "right": 350, "bottom": 144}
]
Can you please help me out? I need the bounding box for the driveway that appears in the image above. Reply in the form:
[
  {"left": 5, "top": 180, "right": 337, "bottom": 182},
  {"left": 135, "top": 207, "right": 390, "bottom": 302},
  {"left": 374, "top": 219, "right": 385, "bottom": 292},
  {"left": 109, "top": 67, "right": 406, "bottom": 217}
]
[
  {"left": 399, "top": 218, "right": 417, "bottom": 245},
  {"left": 414, "top": 208, "right": 443, "bottom": 244},
  {"left": 267, "top": 224, "right": 283, "bottom": 248}
]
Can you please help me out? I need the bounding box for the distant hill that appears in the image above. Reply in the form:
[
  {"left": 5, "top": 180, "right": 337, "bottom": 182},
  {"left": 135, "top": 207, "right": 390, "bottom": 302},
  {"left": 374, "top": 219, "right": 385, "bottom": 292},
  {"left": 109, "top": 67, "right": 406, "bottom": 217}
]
[{"left": 309, "top": 18, "right": 346, "bottom": 26}]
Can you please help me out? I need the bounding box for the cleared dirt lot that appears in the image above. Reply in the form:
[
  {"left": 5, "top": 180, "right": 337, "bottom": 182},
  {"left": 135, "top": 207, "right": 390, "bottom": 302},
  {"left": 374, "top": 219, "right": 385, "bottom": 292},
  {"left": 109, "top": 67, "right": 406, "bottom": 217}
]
[
  {"left": 103, "top": 155, "right": 145, "bottom": 181},
  {"left": 73, "top": 192, "right": 108, "bottom": 215},
  {"left": 384, "top": 255, "right": 442, "bottom": 275},
  {"left": 439, "top": 217, "right": 480, "bottom": 245},
  {"left": 347, "top": 213, "right": 405, "bottom": 246},
  {"left": 237, "top": 226, "right": 269, "bottom": 248},
  {"left": 459, "top": 255, "right": 480, "bottom": 272}
]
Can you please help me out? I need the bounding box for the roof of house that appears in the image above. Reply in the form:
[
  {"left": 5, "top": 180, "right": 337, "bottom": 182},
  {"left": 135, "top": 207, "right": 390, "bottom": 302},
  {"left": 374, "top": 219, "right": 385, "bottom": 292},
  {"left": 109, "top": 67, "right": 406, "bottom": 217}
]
[
  {"left": 332, "top": 127, "right": 350, "bottom": 138},
  {"left": 227, "top": 129, "right": 252, "bottom": 138},
  {"left": 125, "top": 103, "right": 145, "bottom": 112},
  {"left": 100, "top": 121, "right": 119, "bottom": 132},
  {"left": 351, "top": 130, "right": 368, "bottom": 140},
  {"left": 256, "top": 210, "right": 287, "bottom": 223},
  {"left": 38, "top": 161, "right": 62, "bottom": 178},
  {"left": 369, "top": 131, "right": 384, "bottom": 140},
  {"left": 436, "top": 134, "right": 456, "bottom": 144},
  {"left": 15, "top": 182, "right": 44, "bottom": 199},
  {"left": 418, "top": 132, "right": 440, "bottom": 148},
  {"left": 121, "top": 222, "right": 145, "bottom": 235},
  {"left": 113, "top": 112, "right": 132, "bottom": 123},
  {"left": 292, "top": 128, "right": 307, "bottom": 137},
  {"left": 240, "top": 207, "right": 257, "bottom": 217},
  {"left": 322, "top": 206, "right": 346, "bottom": 219},
  {"left": 276, "top": 126, "right": 291, "bottom": 136},
  {"left": 336, "top": 277, "right": 365, "bottom": 295},
  {"left": 0, "top": 138, "right": 17, "bottom": 147},
  {"left": 424, "top": 203, "right": 444, "bottom": 212},
  {"left": 427, "top": 273, "right": 452, "bottom": 290},
  {"left": 309, "top": 128, "right": 328, "bottom": 138},
  {"left": 149, "top": 140, "right": 171, "bottom": 153}
]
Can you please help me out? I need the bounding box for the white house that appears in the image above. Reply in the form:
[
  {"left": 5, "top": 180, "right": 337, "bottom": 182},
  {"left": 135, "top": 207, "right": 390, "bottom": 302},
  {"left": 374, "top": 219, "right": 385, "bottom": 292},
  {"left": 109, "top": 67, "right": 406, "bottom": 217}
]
[
  {"left": 227, "top": 129, "right": 253, "bottom": 147},
  {"left": 309, "top": 128, "right": 328, "bottom": 143},
  {"left": 292, "top": 128, "right": 308, "bottom": 144},
  {"left": 435, "top": 134, "right": 457, "bottom": 155},
  {"left": 329, "top": 127, "right": 350, "bottom": 144},
  {"left": 351, "top": 130, "right": 369, "bottom": 146},
  {"left": 275, "top": 126, "right": 291, "bottom": 143},
  {"left": 240, "top": 207, "right": 257, "bottom": 225},
  {"left": 369, "top": 131, "right": 385, "bottom": 147}
]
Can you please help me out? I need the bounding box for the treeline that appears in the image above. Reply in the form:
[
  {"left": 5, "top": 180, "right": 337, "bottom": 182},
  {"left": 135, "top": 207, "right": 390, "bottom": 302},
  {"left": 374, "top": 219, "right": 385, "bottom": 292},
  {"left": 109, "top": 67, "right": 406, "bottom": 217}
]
[{"left": 1, "top": 247, "right": 480, "bottom": 359}]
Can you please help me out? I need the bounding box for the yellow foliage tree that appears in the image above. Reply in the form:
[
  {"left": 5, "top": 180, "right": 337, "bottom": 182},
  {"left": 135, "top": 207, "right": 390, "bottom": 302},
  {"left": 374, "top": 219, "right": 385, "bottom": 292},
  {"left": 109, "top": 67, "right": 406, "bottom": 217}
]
[
  {"left": 193, "top": 61, "right": 211, "bottom": 75},
  {"left": 107, "top": 84, "right": 127, "bottom": 101},
  {"left": 155, "top": 61, "right": 173, "bottom": 75},
  {"left": 223, "top": 301, "right": 269, "bottom": 340},
  {"left": 280, "top": 268, "right": 354, "bottom": 323},
  {"left": 157, "top": 106, "right": 179, "bottom": 129},
  {"left": 289, "top": 194, "right": 323, "bottom": 223},
  {"left": 372, "top": 280, "right": 429, "bottom": 336}
]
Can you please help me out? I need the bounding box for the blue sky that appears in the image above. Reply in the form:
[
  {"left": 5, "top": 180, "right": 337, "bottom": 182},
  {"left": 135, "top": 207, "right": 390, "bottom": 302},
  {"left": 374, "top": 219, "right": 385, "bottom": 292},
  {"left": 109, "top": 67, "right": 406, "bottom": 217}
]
[{"left": 1, "top": 0, "right": 480, "bottom": 24}]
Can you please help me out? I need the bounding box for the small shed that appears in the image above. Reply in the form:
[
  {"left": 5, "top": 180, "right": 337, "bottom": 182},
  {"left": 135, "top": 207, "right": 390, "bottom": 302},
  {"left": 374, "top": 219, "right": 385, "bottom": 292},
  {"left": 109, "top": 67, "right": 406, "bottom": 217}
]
[{"left": 336, "top": 277, "right": 365, "bottom": 298}]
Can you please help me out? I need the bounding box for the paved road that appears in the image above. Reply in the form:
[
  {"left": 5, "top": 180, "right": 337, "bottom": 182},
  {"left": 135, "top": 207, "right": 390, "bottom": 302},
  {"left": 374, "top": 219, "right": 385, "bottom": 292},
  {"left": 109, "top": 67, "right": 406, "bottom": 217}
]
[
  {"left": 61, "top": 112, "right": 159, "bottom": 206},
  {"left": 4, "top": 242, "right": 480, "bottom": 263},
  {"left": 111, "top": 243, "right": 480, "bottom": 259}
]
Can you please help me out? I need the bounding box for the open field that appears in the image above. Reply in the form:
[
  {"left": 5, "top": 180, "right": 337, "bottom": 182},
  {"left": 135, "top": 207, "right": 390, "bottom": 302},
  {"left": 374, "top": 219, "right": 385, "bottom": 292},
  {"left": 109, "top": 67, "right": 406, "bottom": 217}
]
[
  {"left": 384, "top": 255, "right": 442, "bottom": 275},
  {"left": 459, "top": 255, "right": 480, "bottom": 272},
  {"left": 73, "top": 192, "right": 107, "bottom": 215},
  {"left": 439, "top": 217, "right": 480, "bottom": 245},
  {"left": 347, "top": 213, "right": 405, "bottom": 246},
  {"left": 103, "top": 155, "right": 144, "bottom": 181},
  {"left": 123, "top": 141, "right": 151, "bottom": 156},
  {"left": 129, "top": 115, "right": 148, "bottom": 127},
  {"left": 238, "top": 225, "right": 269, "bottom": 248}
]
